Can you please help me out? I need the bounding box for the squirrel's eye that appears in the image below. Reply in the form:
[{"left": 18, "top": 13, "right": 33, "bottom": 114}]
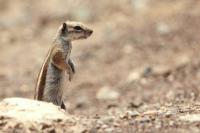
[{"left": 74, "top": 26, "right": 82, "bottom": 30}]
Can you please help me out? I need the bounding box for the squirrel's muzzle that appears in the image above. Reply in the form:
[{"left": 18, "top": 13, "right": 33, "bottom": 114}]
[{"left": 86, "top": 30, "right": 93, "bottom": 37}]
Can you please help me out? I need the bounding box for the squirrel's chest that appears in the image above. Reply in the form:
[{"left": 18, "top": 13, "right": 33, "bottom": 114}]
[{"left": 62, "top": 43, "right": 72, "bottom": 60}]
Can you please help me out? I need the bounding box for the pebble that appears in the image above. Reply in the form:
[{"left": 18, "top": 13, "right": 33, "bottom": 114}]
[
  {"left": 126, "top": 69, "right": 142, "bottom": 83},
  {"left": 120, "top": 110, "right": 140, "bottom": 120},
  {"left": 143, "top": 110, "right": 158, "bottom": 116},
  {"left": 127, "top": 110, "right": 140, "bottom": 117},
  {"left": 131, "top": 0, "right": 148, "bottom": 11},
  {"left": 156, "top": 23, "right": 170, "bottom": 35},
  {"left": 96, "top": 86, "right": 120, "bottom": 100},
  {"left": 179, "top": 114, "right": 200, "bottom": 122}
]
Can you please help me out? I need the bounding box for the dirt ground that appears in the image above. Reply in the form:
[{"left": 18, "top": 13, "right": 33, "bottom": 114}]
[{"left": 1, "top": 0, "right": 200, "bottom": 132}]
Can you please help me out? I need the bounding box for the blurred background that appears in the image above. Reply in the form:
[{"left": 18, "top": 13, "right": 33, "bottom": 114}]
[{"left": 1, "top": 0, "right": 200, "bottom": 115}]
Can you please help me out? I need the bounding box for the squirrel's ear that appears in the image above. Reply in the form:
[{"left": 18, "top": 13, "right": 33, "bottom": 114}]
[{"left": 61, "top": 23, "right": 68, "bottom": 34}]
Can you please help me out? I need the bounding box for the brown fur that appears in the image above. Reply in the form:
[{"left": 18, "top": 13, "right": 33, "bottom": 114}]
[{"left": 34, "top": 48, "right": 52, "bottom": 100}]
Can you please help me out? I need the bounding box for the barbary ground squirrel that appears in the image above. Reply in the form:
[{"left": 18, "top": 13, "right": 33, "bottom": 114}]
[{"left": 34, "top": 21, "right": 93, "bottom": 110}]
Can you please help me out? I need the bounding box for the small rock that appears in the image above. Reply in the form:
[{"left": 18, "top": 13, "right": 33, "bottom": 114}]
[
  {"left": 179, "top": 114, "right": 200, "bottom": 122},
  {"left": 164, "top": 110, "right": 174, "bottom": 118},
  {"left": 113, "top": 122, "right": 120, "bottom": 127},
  {"left": 152, "top": 65, "right": 171, "bottom": 76},
  {"left": 156, "top": 23, "right": 171, "bottom": 35},
  {"left": 142, "top": 67, "right": 153, "bottom": 77},
  {"left": 105, "top": 127, "right": 114, "bottom": 132},
  {"left": 96, "top": 86, "right": 120, "bottom": 100},
  {"left": 169, "top": 121, "right": 174, "bottom": 126},
  {"left": 155, "top": 121, "right": 162, "bottom": 129},
  {"left": 126, "top": 69, "right": 142, "bottom": 83},
  {"left": 126, "top": 67, "right": 152, "bottom": 83},
  {"left": 143, "top": 110, "right": 158, "bottom": 116},
  {"left": 126, "top": 110, "right": 140, "bottom": 118},
  {"left": 174, "top": 54, "right": 190, "bottom": 69},
  {"left": 102, "top": 124, "right": 108, "bottom": 129},
  {"left": 0, "top": 98, "right": 67, "bottom": 122},
  {"left": 131, "top": 0, "right": 148, "bottom": 11},
  {"left": 120, "top": 110, "right": 140, "bottom": 120}
]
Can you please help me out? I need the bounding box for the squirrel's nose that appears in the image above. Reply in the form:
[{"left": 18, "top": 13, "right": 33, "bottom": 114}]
[{"left": 88, "top": 30, "right": 93, "bottom": 35}]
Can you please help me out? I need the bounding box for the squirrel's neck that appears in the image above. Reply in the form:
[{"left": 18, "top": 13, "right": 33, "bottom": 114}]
[{"left": 54, "top": 35, "right": 71, "bottom": 45}]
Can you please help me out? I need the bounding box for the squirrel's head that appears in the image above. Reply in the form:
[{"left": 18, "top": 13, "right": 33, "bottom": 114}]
[{"left": 57, "top": 21, "right": 93, "bottom": 41}]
